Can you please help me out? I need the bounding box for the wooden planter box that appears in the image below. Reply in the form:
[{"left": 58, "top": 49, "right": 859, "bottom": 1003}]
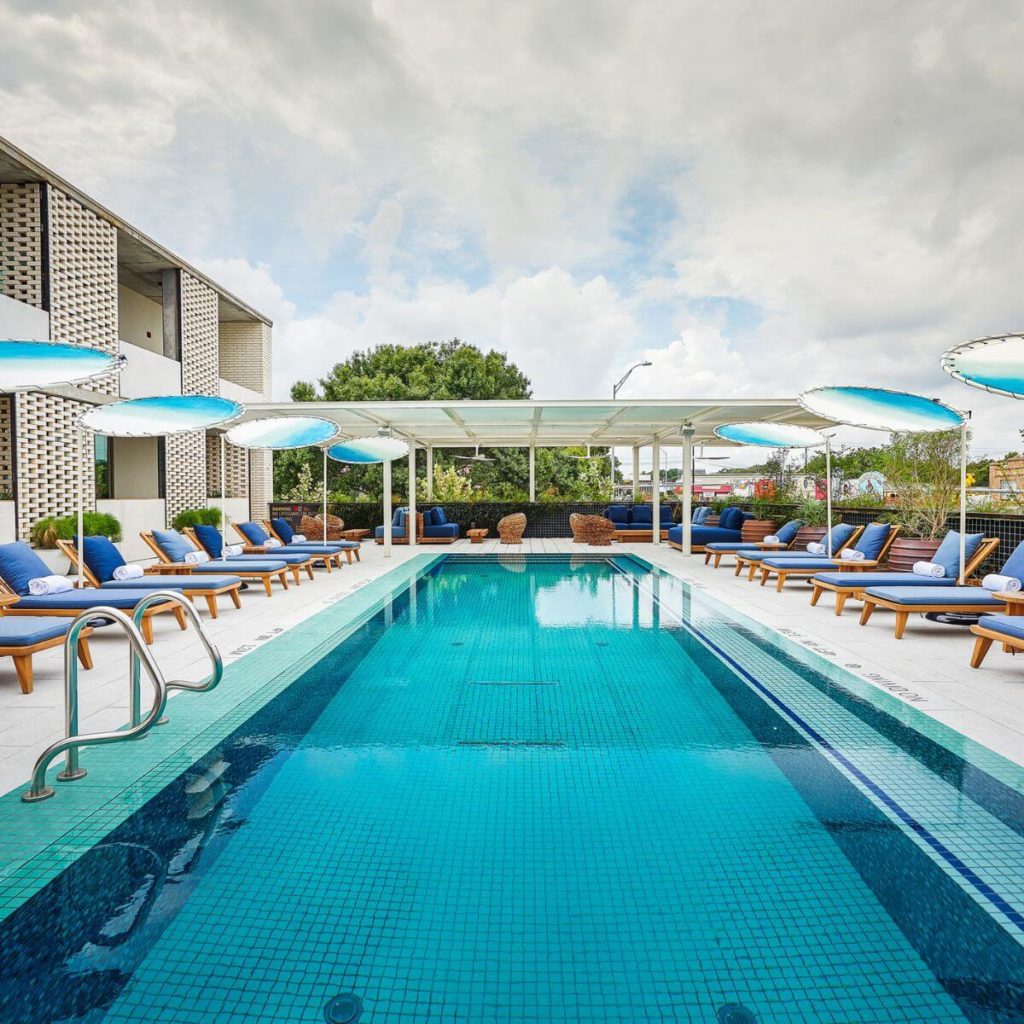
[
  {"left": 793, "top": 525, "right": 828, "bottom": 549},
  {"left": 886, "top": 537, "right": 941, "bottom": 573},
  {"left": 741, "top": 519, "right": 777, "bottom": 544}
]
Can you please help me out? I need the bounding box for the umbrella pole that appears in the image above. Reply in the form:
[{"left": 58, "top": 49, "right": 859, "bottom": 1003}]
[
  {"left": 322, "top": 447, "right": 328, "bottom": 540},
  {"left": 77, "top": 424, "right": 86, "bottom": 590},
  {"left": 825, "top": 435, "right": 833, "bottom": 558},
  {"left": 959, "top": 416, "right": 968, "bottom": 584},
  {"left": 220, "top": 435, "right": 228, "bottom": 546}
]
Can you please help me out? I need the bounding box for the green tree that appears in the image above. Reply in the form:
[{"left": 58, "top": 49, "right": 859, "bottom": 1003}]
[{"left": 882, "top": 429, "right": 963, "bottom": 539}]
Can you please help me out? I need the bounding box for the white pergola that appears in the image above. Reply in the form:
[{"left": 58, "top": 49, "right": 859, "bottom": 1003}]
[{"left": 245, "top": 398, "right": 833, "bottom": 556}]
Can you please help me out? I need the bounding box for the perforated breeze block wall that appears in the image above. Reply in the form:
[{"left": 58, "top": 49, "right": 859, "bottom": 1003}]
[
  {"left": 165, "top": 272, "right": 219, "bottom": 524},
  {"left": 206, "top": 433, "right": 248, "bottom": 498},
  {"left": 0, "top": 183, "right": 44, "bottom": 308}
]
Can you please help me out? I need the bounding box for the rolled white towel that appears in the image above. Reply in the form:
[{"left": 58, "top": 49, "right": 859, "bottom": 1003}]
[
  {"left": 183, "top": 550, "right": 210, "bottom": 565},
  {"left": 841, "top": 549, "right": 866, "bottom": 561},
  {"left": 223, "top": 544, "right": 243, "bottom": 558},
  {"left": 28, "top": 574, "right": 73, "bottom": 596},
  {"left": 763, "top": 535, "right": 781, "bottom": 545},
  {"left": 264, "top": 537, "right": 282, "bottom": 549},
  {"left": 290, "top": 533, "right": 307, "bottom": 543},
  {"left": 983, "top": 573, "right": 1021, "bottom": 593},
  {"left": 807, "top": 542, "right": 825, "bottom": 554},
  {"left": 112, "top": 564, "right": 144, "bottom": 581},
  {"left": 912, "top": 561, "right": 945, "bottom": 578}
]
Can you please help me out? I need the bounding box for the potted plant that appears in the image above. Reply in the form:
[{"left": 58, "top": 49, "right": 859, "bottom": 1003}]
[
  {"left": 792, "top": 497, "right": 829, "bottom": 547},
  {"left": 741, "top": 480, "right": 780, "bottom": 543},
  {"left": 880, "top": 429, "right": 959, "bottom": 571}
]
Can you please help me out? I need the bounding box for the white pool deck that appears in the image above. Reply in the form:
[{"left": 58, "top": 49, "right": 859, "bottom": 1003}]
[{"left": 1, "top": 537, "right": 1022, "bottom": 796}]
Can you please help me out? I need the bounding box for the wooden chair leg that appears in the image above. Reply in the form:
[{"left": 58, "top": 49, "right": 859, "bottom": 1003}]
[
  {"left": 704, "top": 551, "right": 712, "bottom": 565},
  {"left": 810, "top": 585, "right": 822, "bottom": 606},
  {"left": 748, "top": 563, "right": 758, "bottom": 581},
  {"left": 290, "top": 567, "right": 301, "bottom": 585},
  {"left": 205, "top": 593, "right": 219, "bottom": 618},
  {"left": 734, "top": 560, "right": 743, "bottom": 577},
  {"left": 759, "top": 569, "right": 770, "bottom": 586},
  {"left": 321, "top": 557, "right": 332, "bottom": 573},
  {"left": 859, "top": 601, "right": 875, "bottom": 626},
  {"left": 835, "top": 592, "right": 848, "bottom": 616},
  {"left": 775, "top": 573, "right": 786, "bottom": 592},
  {"left": 12, "top": 653, "right": 33, "bottom": 694},
  {"left": 77, "top": 635, "right": 93, "bottom": 670},
  {"left": 141, "top": 614, "right": 155, "bottom": 645},
  {"left": 263, "top": 576, "right": 274, "bottom": 597},
  {"left": 229, "top": 587, "right": 242, "bottom": 609},
  {"left": 304, "top": 563, "right": 315, "bottom": 580},
  {"left": 894, "top": 611, "right": 909, "bottom": 639},
  {"left": 353, "top": 548, "right": 360, "bottom": 561},
  {"left": 173, "top": 606, "right": 188, "bottom": 631},
  {"left": 971, "top": 635, "right": 994, "bottom": 668}
]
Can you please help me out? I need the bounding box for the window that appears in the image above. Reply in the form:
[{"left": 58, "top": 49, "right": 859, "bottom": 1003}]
[{"left": 94, "top": 435, "right": 112, "bottom": 500}]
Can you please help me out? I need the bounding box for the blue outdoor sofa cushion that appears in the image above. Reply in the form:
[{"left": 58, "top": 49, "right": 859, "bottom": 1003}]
[
  {"left": 863, "top": 586, "right": 1004, "bottom": 607},
  {"left": 631, "top": 505, "right": 674, "bottom": 528},
  {"left": 669, "top": 525, "right": 744, "bottom": 546},
  {"left": 0, "top": 616, "right": 77, "bottom": 646},
  {"left": 605, "top": 505, "right": 629, "bottom": 526},
  {"left": 718, "top": 507, "right": 743, "bottom": 531},
  {"left": 0, "top": 541, "right": 52, "bottom": 596},
  {"left": 424, "top": 523, "right": 461, "bottom": 539},
  {"left": 12, "top": 588, "right": 182, "bottom": 611},
  {"left": 692, "top": 506, "right": 712, "bottom": 525},
  {"left": 101, "top": 574, "right": 242, "bottom": 591}
]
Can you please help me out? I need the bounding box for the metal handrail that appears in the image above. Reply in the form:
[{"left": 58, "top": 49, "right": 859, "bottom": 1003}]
[
  {"left": 128, "top": 591, "right": 224, "bottom": 728},
  {"left": 22, "top": 607, "right": 168, "bottom": 802}
]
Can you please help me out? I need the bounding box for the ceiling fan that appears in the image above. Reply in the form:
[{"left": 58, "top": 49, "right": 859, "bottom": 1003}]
[{"left": 453, "top": 444, "right": 495, "bottom": 462}]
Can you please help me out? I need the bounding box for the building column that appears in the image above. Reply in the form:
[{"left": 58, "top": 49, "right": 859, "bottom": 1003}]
[
  {"left": 426, "top": 444, "right": 434, "bottom": 501},
  {"left": 528, "top": 444, "right": 536, "bottom": 502},
  {"left": 383, "top": 458, "right": 393, "bottom": 558},
  {"left": 631, "top": 446, "right": 640, "bottom": 501},
  {"left": 651, "top": 441, "right": 661, "bottom": 545},
  {"left": 681, "top": 429, "right": 694, "bottom": 556},
  {"left": 407, "top": 445, "right": 417, "bottom": 548}
]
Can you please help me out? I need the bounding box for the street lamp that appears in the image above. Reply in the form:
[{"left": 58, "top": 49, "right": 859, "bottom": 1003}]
[{"left": 610, "top": 360, "right": 653, "bottom": 493}]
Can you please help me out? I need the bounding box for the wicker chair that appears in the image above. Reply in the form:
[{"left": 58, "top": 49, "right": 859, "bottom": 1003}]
[
  {"left": 569, "top": 513, "right": 585, "bottom": 543},
  {"left": 578, "top": 515, "right": 616, "bottom": 546},
  {"left": 497, "top": 513, "right": 527, "bottom": 544},
  {"left": 299, "top": 513, "right": 345, "bottom": 541}
]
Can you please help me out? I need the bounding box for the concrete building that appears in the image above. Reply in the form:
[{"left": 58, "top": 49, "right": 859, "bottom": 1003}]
[{"left": 0, "top": 137, "right": 272, "bottom": 558}]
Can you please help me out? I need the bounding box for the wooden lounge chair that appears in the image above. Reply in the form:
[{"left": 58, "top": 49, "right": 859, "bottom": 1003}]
[
  {"left": 0, "top": 614, "right": 93, "bottom": 694},
  {"left": 969, "top": 614, "right": 1024, "bottom": 668},
  {"left": 264, "top": 519, "right": 357, "bottom": 563},
  {"left": 758, "top": 524, "right": 894, "bottom": 592},
  {"left": 498, "top": 513, "right": 526, "bottom": 544},
  {"left": 232, "top": 523, "right": 321, "bottom": 576},
  {"left": 810, "top": 536, "right": 999, "bottom": 615},
  {"left": 704, "top": 519, "right": 804, "bottom": 568},
  {"left": 735, "top": 523, "right": 860, "bottom": 582},
  {"left": 176, "top": 528, "right": 295, "bottom": 596},
  {"left": 61, "top": 538, "right": 243, "bottom": 620}
]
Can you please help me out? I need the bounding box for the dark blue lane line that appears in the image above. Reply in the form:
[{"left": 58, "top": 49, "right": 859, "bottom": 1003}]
[{"left": 613, "top": 565, "right": 1024, "bottom": 936}]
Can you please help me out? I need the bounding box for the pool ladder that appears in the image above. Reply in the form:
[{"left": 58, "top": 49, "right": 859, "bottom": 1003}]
[{"left": 22, "top": 591, "right": 224, "bottom": 803}]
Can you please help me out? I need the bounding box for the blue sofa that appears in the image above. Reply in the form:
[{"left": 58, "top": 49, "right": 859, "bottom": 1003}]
[
  {"left": 602, "top": 503, "right": 675, "bottom": 538},
  {"left": 374, "top": 507, "right": 460, "bottom": 544},
  {"left": 667, "top": 506, "right": 753, "bottom": 551}
]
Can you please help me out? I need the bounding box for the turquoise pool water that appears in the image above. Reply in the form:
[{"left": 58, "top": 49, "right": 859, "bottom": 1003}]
[{"left": 3, "top": 555, "right": 1024, "bottom": 1022}]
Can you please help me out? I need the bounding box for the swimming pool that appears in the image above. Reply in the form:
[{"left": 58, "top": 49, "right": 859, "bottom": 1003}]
[{"left": 2, "top": 553, "right": 1024, "bottom": 1022}]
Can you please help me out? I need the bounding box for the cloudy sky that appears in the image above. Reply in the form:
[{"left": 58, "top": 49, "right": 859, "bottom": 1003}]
[{"left": 3, "top": 0, "right": 1024, "bottom": 468}]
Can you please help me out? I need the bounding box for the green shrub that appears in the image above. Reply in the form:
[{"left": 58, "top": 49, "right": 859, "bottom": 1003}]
[
  {"left": 794, "top": 496, "right": 829, "bottom": 526},
  {"left": 171, "top": 507, "right": 223, "bottom": 531},
  {"left": 31, "top": 511, "right": 122, "bottom": 548}
]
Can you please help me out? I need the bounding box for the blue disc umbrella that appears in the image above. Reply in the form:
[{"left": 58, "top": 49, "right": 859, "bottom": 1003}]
[
  {"left": 80, "top": 396, "right": 243, "bottom": 589},
  {"left": 328, "top": 435, "right": 411, "bottom": 557},
  {"left": 714, "top": 422, "right": 830, "bottom": 552},
  {"left": 224, "top": 416, "right": 340, "bottom": 541},
  {"left": 942, "top": 334, "right": 1024, "bottom": 399},
  {"left": 0, "top": 339, "right": 124, "bottom": 391},
  {"left": 799, "top": 386, "right": 968, "bottom": 579}
]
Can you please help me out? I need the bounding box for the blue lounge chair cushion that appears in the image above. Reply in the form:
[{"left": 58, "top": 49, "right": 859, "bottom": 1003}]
[
  {"left": 151, "top": 529, "right": 195, "bottom": 564},
  {"left": 238, "top": 522, "right": 271, "bottom": 545},
  {"left": 207, "top": 558, "right": 289, "bottom": 572},
  {"left": 762, "top": 557, "right": 843, "bottom": 571},
  {"left": 605, "top": 505, "right": 629, "bottom": 526},
  {"left": 101, "top": 574, "right": 241, "bottom": 590},
  {"left": 80, "top": 535, "right": 127, "bottom": 583},
  {"left": 775, "top": 519, "right": 803, "bottom": 544},
  {"left": 12, "top": 588, "right": 182, "bottom": 611},
  {"left": 931, "top": 530, "right": 985, "bottom": 578},
  {"left": 193, "top": 524, "right": 225, "bottom": 558},
  {"left": 271, "top": 517, "right": 295, "bottom": 542},
  {"left": 852, "top": 522, "right": 893, "bottom": 561},
  {"left": 976, "top": 614, "right": 1024, "bottom": 643},
  {"left": 0, "top": 616, "right": 76, "bottom": 646},
  {"left": 0, "top": 541, "right": 53, "bottom": 596},
  {"left": 812, "top": 571, "right": 957, "bottom": 589},
  {"left": 864, "top": 585, "right": 1004, "bottom": 607},
  {"left": 999, "top": 540, "right": 1024, "bottom": 582},
  {"left": 269, "top": 544, "right": 338, "bottom": 556},
  {"left": 424, "top": 523, "right": 460, "bottom": 539}
]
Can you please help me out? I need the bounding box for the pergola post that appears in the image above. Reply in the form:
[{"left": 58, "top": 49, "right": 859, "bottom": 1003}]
[
  {"left": 407, "top": 445, "right": 417, "bottom": 548},
  {"left": 528, "top": 444, "right": 535, "bottom": 502},
  {"left": 651, "top": 441, "right": 661, "bottom": 545},
  {"left": 383, "top": 458, "right": 393, "bottom": 558},
  {"left": 631, "top": 446, "right": 639, "bottom": 501},
  {"left": 426, "top": 444, "right": 434, "bottom": 501},
  {"left": 681, "top": 428, "right": 694, "bottom": 556}
]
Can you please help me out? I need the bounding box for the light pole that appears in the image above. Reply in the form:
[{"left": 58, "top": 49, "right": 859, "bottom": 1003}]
[{"left": 611, "top": 360, "right": 653, "bottom": 493}]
